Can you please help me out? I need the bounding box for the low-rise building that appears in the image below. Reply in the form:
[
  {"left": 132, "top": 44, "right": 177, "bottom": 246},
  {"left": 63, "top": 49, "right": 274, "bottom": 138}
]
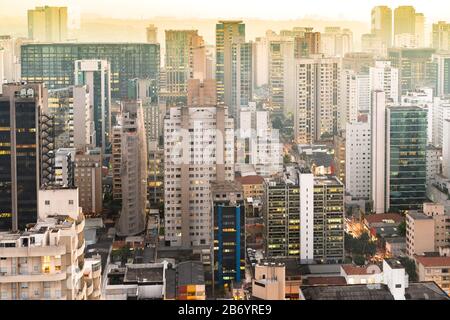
[
  {"left": 252, "top": 262, "right": 286, "bottom": 300},
  {"left": 406, "top": 203, "right": 450, "bottom": 257},
  {"left": 415, "top": 254, "right": 450, "bottom": 296}
]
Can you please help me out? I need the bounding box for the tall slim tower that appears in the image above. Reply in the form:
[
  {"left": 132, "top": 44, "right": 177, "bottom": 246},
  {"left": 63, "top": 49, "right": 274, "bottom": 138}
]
[
  {"left": 27, "top": 6, "right": 68, "bottom": 42},
  {"left": 371, "top": 6, "right": 393, "bottom": 48},
  {"left": 386, "top": 106, "right": 427, "bottom": 213},
  {"left": 394, "top": 6, "right": 416, "bottom": 37},
  {"left": 215, "top": 21, "right": 246, "bottom": 106},
  {"left": 371, "top": 91, "right": 387, "bottom": 214},
  {"left": 146, "top": 24, "right": 158, "bottom": 44},
  {"left": 74, "top": 60, "right": 111, "bottom": 154},
  {"left": 113, "top": 101, "right": 148, "bottom": 236},
  {"left": 294, "top": 54, "right": 340, "bottom": 144},
  {"left": 0, "top": 83, "right": 47, "bottom": 231}
]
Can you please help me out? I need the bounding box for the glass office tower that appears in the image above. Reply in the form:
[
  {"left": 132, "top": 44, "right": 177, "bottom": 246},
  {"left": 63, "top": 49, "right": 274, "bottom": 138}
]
[
  {"left": 0, "top": 83, "right": 45, "bottom": 231},
  {"left": 21, "top": 43, "right": 160, "bottom": 99},
  {"left": 387, "top": 106, "right": 428, "bottom": 213}
]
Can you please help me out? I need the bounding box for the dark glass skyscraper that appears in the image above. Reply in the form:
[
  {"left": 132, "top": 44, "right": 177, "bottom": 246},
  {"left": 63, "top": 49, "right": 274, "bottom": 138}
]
[
  {"left": 0, "top": 83, "right": 46, "bottom": 231},
  {"left": 212, "top": 181, "right": 245, "bottom": 291},
  {"left": 387, "top": 106, "right": 428, "bottom": 213},
  {"left": 21, "top": 43, "right": 160, "bottom": 99}
]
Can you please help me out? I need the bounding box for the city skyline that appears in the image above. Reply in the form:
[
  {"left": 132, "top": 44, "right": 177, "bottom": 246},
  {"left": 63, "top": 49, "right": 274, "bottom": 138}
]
[
  {"left": 1, "top": 0, "right": 449, "bottom": 22},
  {"left": 1, "top": 1, "right": 450, "bottom": 303}
]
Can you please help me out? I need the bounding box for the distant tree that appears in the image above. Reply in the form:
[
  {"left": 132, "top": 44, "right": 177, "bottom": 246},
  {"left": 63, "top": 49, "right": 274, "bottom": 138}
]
[
  {"left": 272, "top": 116, "right": 283, "bottom": 130},
  {"left": 398, "top": 221, "right": 406, "bottom": 237},
  {"left": 354, "top": 255, "right": 366, "bottom": 266},
  {"left": 399, "top": 257, "right": 418, "bottom": 281}
]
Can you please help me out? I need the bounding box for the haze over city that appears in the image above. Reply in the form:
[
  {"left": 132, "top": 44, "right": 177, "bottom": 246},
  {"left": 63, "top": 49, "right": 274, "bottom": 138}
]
[{"left": 1, "top": 0, "right": 450, "bottom": 306}]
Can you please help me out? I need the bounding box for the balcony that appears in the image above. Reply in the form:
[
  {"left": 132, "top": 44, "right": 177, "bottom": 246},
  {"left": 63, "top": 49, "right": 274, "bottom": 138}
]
[
  {"left": 0, "top": 245, "right": 66, "bottom": 258},
  {"left": 86, "top": 279, "right": 94, "bottom": 296},
  {"left": 0, "top": 271, "right": 67, "bottom": 283},
  {"left": 76, "top": 217, "right": 85, "bottom": 234},
  {"left": 76, "top": 239, "right": 86, "bottom": 258}
]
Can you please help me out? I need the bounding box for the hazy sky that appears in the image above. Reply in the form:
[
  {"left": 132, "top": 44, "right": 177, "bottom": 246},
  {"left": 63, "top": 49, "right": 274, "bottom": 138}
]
[{"left": 2, "top": 0, "right": 450, "bottom": 22}]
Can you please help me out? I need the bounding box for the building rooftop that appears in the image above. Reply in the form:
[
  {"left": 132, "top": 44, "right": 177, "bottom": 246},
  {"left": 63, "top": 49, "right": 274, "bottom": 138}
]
[
  {"left": 341, "top": 265, "right": 381, "bottom": 276},
  {"left": 211, "top": 180, "right": 243, "bottom": 194},
  {"left": 414, "top": 255, "right": 450, "bottom": 267},
  {"left": 177, "top": 261, "right": 205, "bottom": 286},
  {"left": 314, "top": 176, "right": 343, "bottom": 186},
  {"left": 364, "top": 213, "right": 404, "bottom": 225},
  {"left": 405, "top": 282, "right": 450, "bottom": 300},
  {"left": 301, "top": 284, "right": 395, "bottom": 300},
  {"left": 384, "top": 237, "right": 406, "bottom": 244},
  {"left": 385, "top": 259, "right": 405, "bottom": 269},
  {"left": 303, "top": 276, "right": 347, "bottom": 286},
  {"left": 301, "top": 282, "right": 450, "bottom": 300},
  {"left": 407, "top": 211, "right": 432, "bottom": 220},
  {"left": 236, "top": 175, "right": 265, "bottom": 185},
  {"left": 124, "top": 263, "right": 165, "bottom": 284}
]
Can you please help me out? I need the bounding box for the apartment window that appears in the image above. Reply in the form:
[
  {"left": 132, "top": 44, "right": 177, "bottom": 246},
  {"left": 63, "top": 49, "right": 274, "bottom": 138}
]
[
  {"left": 1, "top": 291, "right": 8, "bottom": 300},
  {"left": 69, "top": 200, "right": 74, "bottom": 205},
  {"left": 45, "top": 200, "right": 50, "bottom": 205}
]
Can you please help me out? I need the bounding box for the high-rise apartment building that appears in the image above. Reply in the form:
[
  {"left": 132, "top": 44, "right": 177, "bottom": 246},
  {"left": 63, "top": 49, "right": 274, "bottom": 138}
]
[
  {"left": 74, "top": 148, "right": 103, "bottom": 215},
  {"left": 48, "top": 85, "right": 93, "bottom": 150},
  {"left": 268, "top": 35, "right": 295, "bottom": 116},
  {"left": 264, "top": 168, "right": 344, "bottom": 263},
  {"left": 313, "top": 176, "right": 345, "bottom": 263},
  {"left": 386, "top": 106, "right": 428, "bottom": 213},
  {"left": 345, "top": 122, "right": 371, "bottom": 201},
  {"left": 443, "top": 120, "right": 450, "bottom": 178},
  {"left": 21, "top": 43, "right": 160, "bottom": 99},
  {"left": 165, "top": 30, "right": 206, "bottom": 104},
  {"left": 320, "top": 27, "right": 353, "bottom": 58},
  {"left": 0, "top": 36, "right": 27, "bottom": 85},
  {"left": 432, "top": 98, "right": 450, "bottom": 148},
  {"left": 294, "top": 54, "right": 340, "bottom": 144},
  {"left": 27, "top": 6, "right": 68, "bottom": 42},
  {"left": 75, "top": 60, "right": 111, "bottom": 153},
  {"left": 211, "top": 181, "right": 245, "bottom": 290},
  {"left": 112, "top": 101, "right": 148, "bottom": 236},
  {"left": 432, "top": 21, "right": 450, "bottom": 51},
  {"left": 237, "top": 103, "right": 283, "bottom": 177},
  {"left": 254, "top": 36, "right": 270, "bottom": 87},
  {"left": 216, "top": 20, "right": 245, "bottom": 104},
  {"left": 361, "top": 33, "right": 388, "bottom": 58},
  {"left": 294, "top": 29, "right": 321, "bottom": 59},
  {"left": 0, "top": 83, "right": 47, "bottom": 231},
  {"left": 164, "top": 105, "right": 234, "bottom": 247},
  {"left": 339, "top": 70, "right": 360, "bottom": 130},
  {"left": 369, "top": 61, "right": 399, "bottom": 106},
  {"left": 388, "top": 48, "right": 436, "bottom": 95},
  {"left": 54, "top": 148, "right": 75, "bottom": 187},
  {"left": 342, "top": 52, "right": 375, "bottom": 73},
  {"left": 263, "top": 167, "right": 314, "bottom": 263},
  {"left": 371, "top": 6, "right": 393, "bottom": 48},
  {"left": 433, "top": 53, "right": 450, "bottom": 97}
]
